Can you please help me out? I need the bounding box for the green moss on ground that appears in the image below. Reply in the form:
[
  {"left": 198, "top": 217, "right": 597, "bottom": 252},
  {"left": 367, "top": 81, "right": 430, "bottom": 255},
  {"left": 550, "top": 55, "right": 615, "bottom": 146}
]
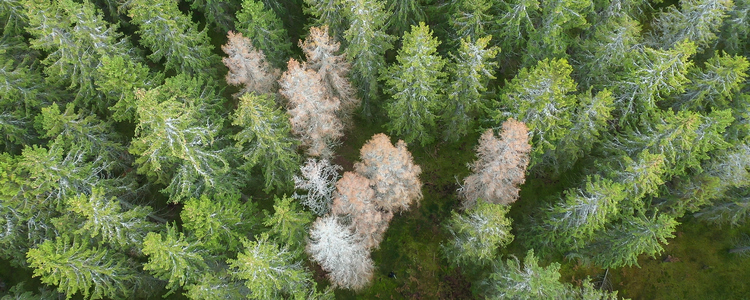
[{"left": 614, "top": 218, "right": 750, "bottom": 299}]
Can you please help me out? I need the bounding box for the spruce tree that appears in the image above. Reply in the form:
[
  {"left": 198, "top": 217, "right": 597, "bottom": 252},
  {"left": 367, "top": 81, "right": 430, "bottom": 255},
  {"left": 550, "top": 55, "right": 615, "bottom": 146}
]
[
  {"left": 449, "top": 0, "right": 494, "bottom": 42},
  {"left": 674, "top": 52, "right": 749, "bottom": 111},
  {"left": 27, "top": 236, "right": 136, "bottom": 299},
  {"left": 229, "top": 234, "right": 312, "bottom": 299},
  {"left": 141, "top": 225, "right": 207, "bottom": 291},
  {"left": 188, "top": 0, "right": 239, "bottom": 33},
  {"left": 382, "top": 23, "right": 446, "bottom": 146},
  {"left": 264, "top": 195, "right": 314, "bottom": 254},
  {"left": 96, "top": 55, "right": 163, "bottom": 123},
  {"left": 443, "top": 36, "right": 499, "bottom": 141},
  {"left": 443, "top": 200, "right": 513, "bottom": 266},
  {"left": 232, "top": 92, "right": 299, "bottom": 192},
  {"left": 495, "top": 58, "right": 577, "bottom": 168},
  {"left": 236, "top": 0, "right": 293, "bottom": 68},
  {"left": 129, "top": 76, "right": 232, "bottom": 203},
  {"left": 486, "top": 250, "right": 566, "bottom": 299},
  {"left": 578, "top": 214, "right": 678, "bottom": 269},
  {"left": 25, "top": 0, "right": 131, "bottom": 111},
  {"left": 126, "top": 0, "right": 218, "bottom": 75},
  {"left": 536, "top": 176, "right": 627, "bottom": 252},
  {"left": 523, "top": 0, "right": 591, "bottom": 66},
  {"left": 66, "top": 188, "right": 158, "bottom": 250},
  {"left": 343, "top": 0, "right": 394, "bottom": 115},
  {"left": 649, "top": 0, "right": 733, "bottom": 50},
  {"left": 493, "top": 0, "right": 539, "bottom": 60},
  {"left": 181, "top": 194, "right": 258, "bottom": 254},
  {"left": 386, "top": 0, "right": 426, "bottom": 36}
]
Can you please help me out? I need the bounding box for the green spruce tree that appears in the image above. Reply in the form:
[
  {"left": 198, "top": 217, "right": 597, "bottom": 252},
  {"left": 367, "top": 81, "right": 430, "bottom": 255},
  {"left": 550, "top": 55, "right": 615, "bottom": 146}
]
[{"left": 382, "top": 22, "right": 447, "bottom": 146}]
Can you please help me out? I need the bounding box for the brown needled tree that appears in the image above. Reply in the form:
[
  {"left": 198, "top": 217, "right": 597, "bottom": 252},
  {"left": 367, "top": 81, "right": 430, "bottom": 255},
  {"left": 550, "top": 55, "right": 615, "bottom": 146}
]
[
  {"left": 331, "top": 172, "right": 393, "bottom": 249},
  {"left": 279, "top": 59, "right": 344, "bottom": 158},
  {"left": 460, "top": 118, "right": 532, "bottom": 209},
  {"left": 221, "top": 31, "right": 280, "bottom": 96},
  {"left": 300, "top": 26, "right": 360, "bottom": 126},
  {"left": 354, "top": 133, "right": 423, "bottom": 213}
]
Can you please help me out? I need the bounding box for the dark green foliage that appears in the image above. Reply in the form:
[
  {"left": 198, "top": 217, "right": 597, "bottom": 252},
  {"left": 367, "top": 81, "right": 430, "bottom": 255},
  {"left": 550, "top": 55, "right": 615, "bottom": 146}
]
[
  {"left": 181, "top": 194, "right": 258, "bottom": 254},
  {"left": 0, "top": 111, "right": 31, "bottom": 153},
  {"left": 0, "top": 0, "right": 28, "bottom": 36},
  {"left": 189, "top": 0, "right": 239, "bottom": 33},
  {"left": 263, "top": 195, "right": 313, "bottom": 254},
  {"left": 344, "top": 0, "right": 394, "bottom": 115},
  {"left": 443, "top": 36, "right": 498, "bottom": 141},
  {"left": 25, "top": 0, "right": 131, "bottom": 111},
  {"left": 648, "top": 0, "right": 732, "bottom": 51},
  {"left": 386, "top": 0, "right": 426, "bottom": 36},
  {"left": 721, "top": 0, "right": 750, "bottom": 54},
  {"left": 232, "top": 93, "right": 299, "bottom": 192},
  {"left": 0, "top": 281, "right": 60, "bottom": 299},
  {"left": 442, "top": 200, "right": 513, "bottom": 266},
  {"left": 0, "top": 38, "right": 58, "bottom": 151},
  {"left": 0, "top": 38, "right": 53, "bottom": 116},
  {"left": 493, "top": 0, "right": 539, "bottom": 60},
  {"left": 695, "top": 188, "right": 750, "bottom": 226},
  {"left": 382, "top": 22, "right": 446, "bottom": 146},
  {"left": 127, "top": 0, "right": 218, "bottom": 75},
  {"left": 304, "top": 0, "right": 347, "bottom": 40},
  {"left": 523, "top": 0, "right": 591, "bottom": 66},
  {"left": 573, "top": 13, "right": 641, "bottom": 90},
  {"left": 448, "top": 0, "right": 492, "bottom": 43},
  {"left": 236, "top": 0, "right": 293, "bottom": 68},
  {"left": 27, "top": 236, "right": 136, "bottom": 299},
  {"left": 576, "top": 214, "right": 678, "bottom": 269}
]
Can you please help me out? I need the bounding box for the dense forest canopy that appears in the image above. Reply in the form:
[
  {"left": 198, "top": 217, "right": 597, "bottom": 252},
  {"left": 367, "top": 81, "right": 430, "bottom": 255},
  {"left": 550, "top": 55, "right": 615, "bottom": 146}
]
[{"left": 1, "top": 0, "right": 750, "bottom": 298}]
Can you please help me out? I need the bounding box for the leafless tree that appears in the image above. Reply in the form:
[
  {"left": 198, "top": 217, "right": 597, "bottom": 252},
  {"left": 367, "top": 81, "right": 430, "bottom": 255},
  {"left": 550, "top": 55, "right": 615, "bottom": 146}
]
[
  {"left": 300, "top": 26, "right": 360, "bottom": 126},
  {"left": 331, "top": 172, "right": 393, "bottom": 249},
  {"left": 460, "top": 119, "right": 531, "bottom": 208},
  {"left": 293, "top": 158, "right": 342, "bottom": 216},
  {"left": 279, "top": 59, "right": 343, "bottom": 157},
  {"left": 307, "top": 215, "right": 374, "bottom": 290},
  {"left": 221, "top": 31, "right": 279, "bottom": 96},
  {"left": 354, "top": 133, "right": 423, "bottom": 213}
]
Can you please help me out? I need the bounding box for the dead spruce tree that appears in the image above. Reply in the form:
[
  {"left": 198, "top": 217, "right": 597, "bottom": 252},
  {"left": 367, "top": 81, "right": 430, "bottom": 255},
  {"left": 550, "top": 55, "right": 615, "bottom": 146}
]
[
  {"left": 460, "top": 118, "right": 531, "bottom": 208},
  {"left": 306, "top": 215, "right": 374, "bottom": 290},
  {"left": 221, "top": 31, "right": 279, "bottom": 96},
  {"left": 293, "top": 158, "right": 342, "bottom": 216},
  {"left": 331, "top": 172, "right": 393, "bottom": 249},
  {"left": 354, "top": 133, "right": 423, "bottom": 213},
  {"left": 279, "top": 59, "right": 343, "bottom": 157},
  {"left": 300, "top": 26, "right": 360, "bottom": 126},
  {"left": 307, "top": 133, "right": 421, "bottom": 290}
]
